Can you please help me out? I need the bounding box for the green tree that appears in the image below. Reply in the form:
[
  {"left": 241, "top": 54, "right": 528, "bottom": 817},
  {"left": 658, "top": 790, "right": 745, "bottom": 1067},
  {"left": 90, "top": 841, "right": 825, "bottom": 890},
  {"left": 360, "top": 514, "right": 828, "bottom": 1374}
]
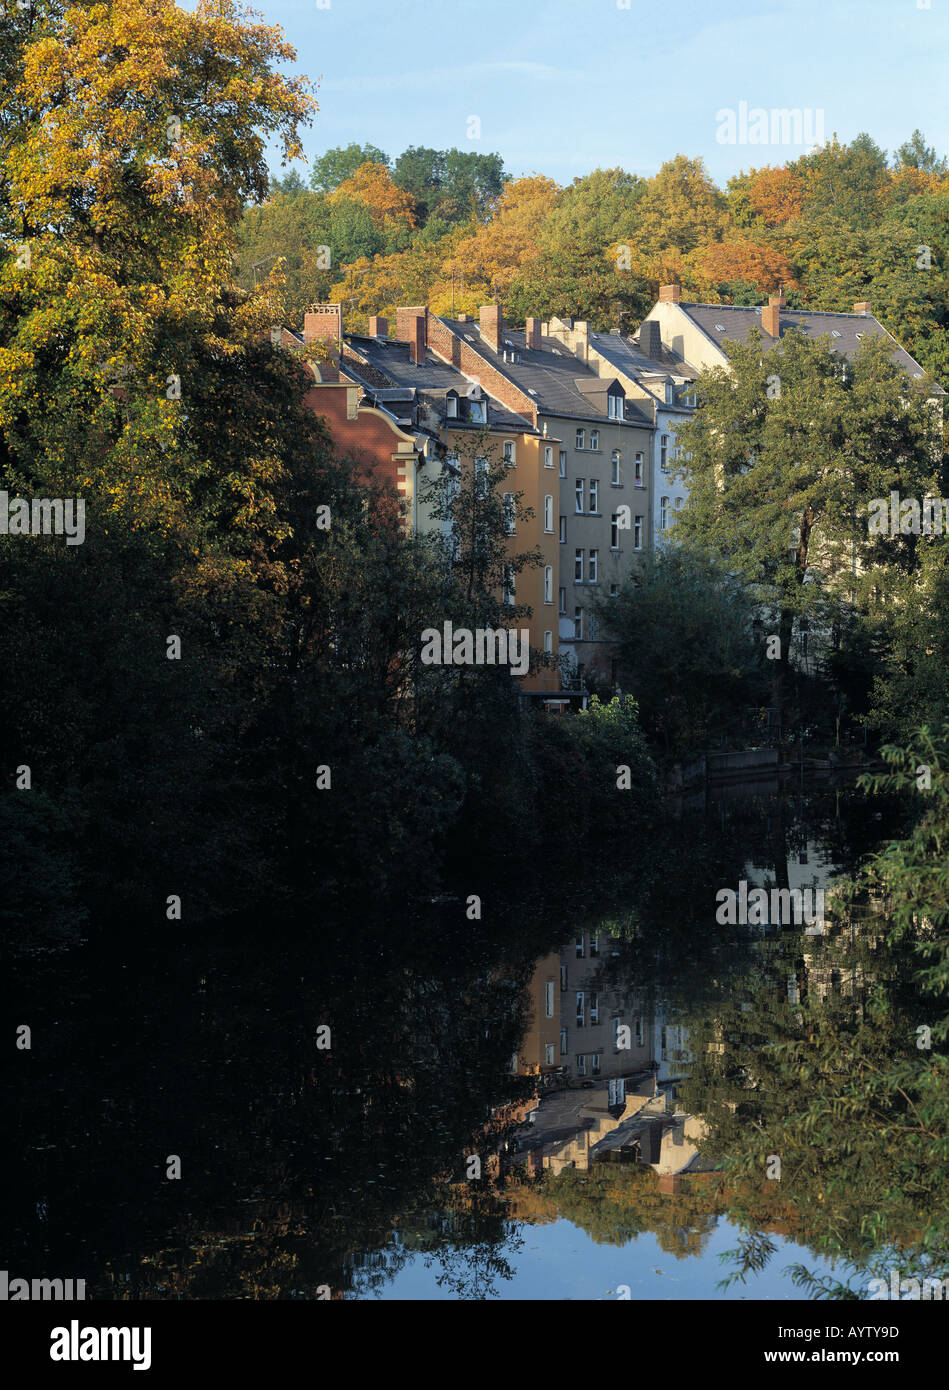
[{"left": 308, "top": 141, "right": 389, "bottom": 192}]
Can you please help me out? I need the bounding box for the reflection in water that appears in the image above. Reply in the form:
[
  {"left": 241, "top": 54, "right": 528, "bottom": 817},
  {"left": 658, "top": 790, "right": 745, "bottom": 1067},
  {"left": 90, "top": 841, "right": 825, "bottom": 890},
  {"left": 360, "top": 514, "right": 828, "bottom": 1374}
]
[{"left": 3, "top": 775, "right": 945, "bottom": 1299}]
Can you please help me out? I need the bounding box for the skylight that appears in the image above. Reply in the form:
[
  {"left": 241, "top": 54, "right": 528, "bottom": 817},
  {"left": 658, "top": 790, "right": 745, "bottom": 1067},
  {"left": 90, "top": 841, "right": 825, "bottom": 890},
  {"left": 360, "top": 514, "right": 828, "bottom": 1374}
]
[
  {"left": 832, "top": 330, "right": 842, "bottom": 338},
  {"left": 527, "top": 388, "right": 538, "bottom": 396},
  {"left": 714, "top": 324, "right": 726, "bottom": 332}
]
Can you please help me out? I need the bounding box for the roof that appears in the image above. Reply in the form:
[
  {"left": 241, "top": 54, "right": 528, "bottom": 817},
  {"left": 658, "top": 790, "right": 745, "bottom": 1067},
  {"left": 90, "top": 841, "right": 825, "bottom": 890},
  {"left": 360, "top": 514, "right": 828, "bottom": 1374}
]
[
  {"left": 677, "top": 302, "right": 943, "bottom": 392},
  {"left": 586, "top": 330, "right": 700, "bottom": 392},
  {"left": 341, "top": 334, "right": 538, "bottom": 433},
  {"left": 438, "top": 319, "right": 655, "bottom": 428}
]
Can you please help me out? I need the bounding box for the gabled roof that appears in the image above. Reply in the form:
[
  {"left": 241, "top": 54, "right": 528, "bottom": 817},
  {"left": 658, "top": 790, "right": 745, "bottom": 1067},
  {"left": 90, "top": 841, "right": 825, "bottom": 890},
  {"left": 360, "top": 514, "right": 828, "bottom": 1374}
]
[
  {"left": 341, "top": 334, "right": 537, "bottom": 433},
  {"left": 587, "top": 330, "right": 699, "bottom": 386},
  {"left": 676, "top": 302, "right": 943, "bottom": 392},
  {"left": 437, "top": 320, "right": 654, "bottom": 428}
]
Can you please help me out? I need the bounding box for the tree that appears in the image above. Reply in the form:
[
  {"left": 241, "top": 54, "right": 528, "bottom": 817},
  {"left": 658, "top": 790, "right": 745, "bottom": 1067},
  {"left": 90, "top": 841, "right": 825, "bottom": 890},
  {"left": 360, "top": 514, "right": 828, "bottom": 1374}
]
[
  {"left": 595, "top": 547, "right": 766, "bottom": 753},
  {"left": 894, "top": 130, "right": 947, "bottom": 176},
  {"left": 308, "top": 141, "right": 389, "bottom": 193},
  {"left": 634, "top": 155, "right": 729, "bottom": 258},
  {"left": 327, "top": 161, "right": 418, "bottom": 233},
  {"left": 791, "top": 133, "right": 889, "bottom": 226},
  {"left": 673, "top": 329, "right": 942, "bottom": 737}
]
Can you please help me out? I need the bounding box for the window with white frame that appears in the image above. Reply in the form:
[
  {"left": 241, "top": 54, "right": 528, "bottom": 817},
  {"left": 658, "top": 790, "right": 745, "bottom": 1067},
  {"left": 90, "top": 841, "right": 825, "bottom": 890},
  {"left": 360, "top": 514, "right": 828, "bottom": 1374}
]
[
  {"left": 576, "top": 935, "right": 585, "bottom": 957},
  {"left": 446, "top": 393, "right": 458, "bottom": 418},
  {"left": 544, "top": 494, "right": 554, "bottom": 531},
  {"left": 674, "top": 496, "right": 683, "bottom": 518},
  {"left": 611, "top": 450, "right": 621, "bottom": 485},
  {"left": 608, "top": 1078, "right": 626, "bottom": 1105},
  {"left": 608, "top": 394, "right": 623, "bottom": 420},
  {"left": 660, "top": 435, "right": 669, "bottom": 470},
  {"left": 503, "top": 491, "right": 516, "bottom": 535},
  {"left": 590, "top": 429, "right": 599, "bottom": 451},
  {"left": 591, "top": 1052, "right": 601, "bottom": 1074},
  {"left": 470, "top": 398, "right": 486, "bottom": 423},
  {"left": 576, "top": 428, "right": 585, "bottom": 450},
  {"left": 634, "top": 515, "right": 643, "bottom": 549},
  {"left": 559, "top": 587, "right": 566, "bottom": 614},
  {"left": 544, "top": 629, "right": 553, "bottom": 654},
  {"left": 576, "top": 1054, "right": 586, "bottom": 1076},
  {"left": 660, "top": 496, "right": 669, "bottom": 531},
  {"left": 475, "top": 455, "right": 489, "bottom": 496},
  {"left": 544, "top": 445, "right": 554, "bottom": 468},
  {"left": 575, "top": 479, "right": 585, "bottom": 513},
  {"left": 590, "top": 992, "right": 599, "bottom": 1024},
  {"left": 588, "top": 549, "right": 598, "bottom": 583},
  {"left": 590, "top": 934, "right": 599, "bottom": 957},
  {"left": 664, "top": 381, "right": 674, "bottom": 405},
  {"left": 574, "top": 607, "right": 582, "bottom": 639},
  {"left": 559, "top": 515, "right": 566, "bottom": 543},
  {"left": 544, "top": 565, "right": 553, "bottom": 603},
  {"left": 574, "top": 549, "right": 583, "bottom": 582},
  {"left": 545, "top": 1043, "right": 555, "bottom": 1065},
  {"left": 503, "top": 440, "right": 515, "bottom": 464},
  {"left": 634, "top": 452, "right": 644, "bottom": 485},
  {"left": 610, "top": 515, "right": 620, "bottom": 549},
  {"left": 559, "top": 450, "right": 567, "bottom": 477},
  {"left": 545, "top": 982, "right": 555, "bottom": 1018},
  {"left": 589, "top": 479, "right": 599, "bottom": 513},
  {"left": 576, "top": 992, "right": 584, "bottom": 1026}
]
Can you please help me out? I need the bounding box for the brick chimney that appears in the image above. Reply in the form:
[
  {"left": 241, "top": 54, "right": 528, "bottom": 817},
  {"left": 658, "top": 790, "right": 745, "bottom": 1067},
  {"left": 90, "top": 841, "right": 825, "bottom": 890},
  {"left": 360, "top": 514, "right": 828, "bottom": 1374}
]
[
  {"left": 853, "top": 300, "right": 872, "bottom": 316},
  {"left": 368, "top": 315, "right": 388, "bottom": 338},
  {"left": 304, "top": 302, "right": 342, "bottom": 352},
  {"left": 395, "top": 306, "right": 427, "bottom": 345},
  {"left": 408, "top": 314, "right": 425, "bottom": 365},
  {"left": 762, "top": 291, "right": 785, "bottom": 339},
  {"left": 659, "top": 283, "right": 681, "bottom": 304},
  {"left": 525, "top": 316, "right": 542, "bottom": 351},
  {"left": 479, "top": 303, "right": 503, "bottom": 354}
]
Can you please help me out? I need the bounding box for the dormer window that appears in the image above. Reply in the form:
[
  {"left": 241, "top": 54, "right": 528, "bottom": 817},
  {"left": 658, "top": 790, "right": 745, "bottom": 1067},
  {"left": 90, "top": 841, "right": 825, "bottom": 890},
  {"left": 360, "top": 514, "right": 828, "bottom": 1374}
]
[
  {"left": 608, "top": 392, "right": 624, "bottom": 420},
  {"left": 469, "top": 398, "right": 486, "bottom": 423},
  {"left": 446, "top": 391, "right": 459, "bottom": 418},
  {"left": 665, "top": 381, "right": 674, "bottom": 405}
]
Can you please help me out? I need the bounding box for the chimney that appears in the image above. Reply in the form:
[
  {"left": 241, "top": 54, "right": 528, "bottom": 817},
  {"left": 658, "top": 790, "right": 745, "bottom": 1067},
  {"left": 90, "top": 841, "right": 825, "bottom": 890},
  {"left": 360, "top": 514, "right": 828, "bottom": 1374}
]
[
  {"left": 762, "top": 291, "right": 785, "bottom": 339},
  {"left": 395, "top": 306, "right": 427, "bottom": 346},
  {"left": 659, "top": 283, "right": 681, "bottom": 304},
  {"left": 408, "top": 314, "right": 426, "bottom": 365},
  {"left": 525, "top": 316, "right": 542, "bottom": 351},
  {"left": 572, "top": 320, "right": 589, "bottom": 362},
  {"left": 368, "top": 315, "right": 388, "bottom": 338},
  {"left": 304, "top": 302, "right": 342, "bottom": 353},
  {"left": 479, "top": 303, "right": 503, "bottom": 354},
  {"left": 639, "top": 319, "right": 663, "bottom": 360},
  {"left": 853, "top": 300, "right": 872, "bottom": 316}
]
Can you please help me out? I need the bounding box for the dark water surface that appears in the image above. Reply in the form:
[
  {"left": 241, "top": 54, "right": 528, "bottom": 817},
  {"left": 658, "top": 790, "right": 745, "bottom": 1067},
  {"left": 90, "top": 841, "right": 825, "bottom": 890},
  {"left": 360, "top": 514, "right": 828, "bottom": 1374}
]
[{"left": 4, "top": 773, "right": 936, "bottom": 1300}]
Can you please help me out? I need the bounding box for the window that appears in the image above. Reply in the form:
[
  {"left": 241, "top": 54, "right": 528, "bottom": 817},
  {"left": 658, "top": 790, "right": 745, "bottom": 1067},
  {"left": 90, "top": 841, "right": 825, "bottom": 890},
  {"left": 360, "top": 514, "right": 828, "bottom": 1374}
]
[
  {"left": 560, "top": 964, "right": 567, "bottom": 990},
  {"left": 475, "top": 455, "right": 489, "bottom": 497},
  {"left": 660, "top": 496, "right": 669, "bottom": 531},
  {"left": 608, "top": 394, "right": 623, "bottom": 420},
  {"left": 591, "top": 1052, "right": 601, "bottom": 1074},
  {"left": 590, "top": 934, "right": 599, "bottom": 957},
  {"left": 576, "top": 935, "right": 585, "bottom": 958},
  {"left": 503, "top": 563, "right": 515, "bottom": 606},
  {"left": 559, "top": 515, "right": 566, "bottom": 543},
  {"left": 544, "top": 629, "right": 553, "bottom": 654},
  {"left": 634, "top": 452, "right": 644, "bottom": 486},
  {"left": 559, "top": 587, "right": 566, "bottom": 615},
  {"left": 611, "top": 450, "right": 621, "bottom": 485},
  {"left": 634, "top": 515, "right": 643, "bottom": 549},
  {"left": 544, "top": 445, "right": 554, "bottom": 468},
  {"left": 575, "top": 479, "right": 585, "bottom": 513},
  {"left": 446, "top": 394, "right": 458, "bottom": 418},
  {"left": 503, "top": 440, "right": 515, "bottom": 464},
  {"left": 574, "top": 607, "right": 583, "bottom": 640},
  {"left": 660, "top": 435, "right": 669, "bottom": 470},
  {"left": 590, "top": 992, "right": 599, "bottom": 1024},
  {"left": 590, "top": 429, "right": 599, "bottom": 451},
  {"left": 544, "top": 494, "right": 554, "bottom": 531},
  {"left": 608, "top": 1078, "right": 626, "bottom": 1106},
  {"left": 545, "top": 1043, "right": 555, "bottom": 1065},
  {"left": 588, "top": 479, "right": 599, "bottom": 513},
  {"left": 635, "top": 1017, "right": 643, "bottom": 1047},
  {"left": 544, "top": 565, "right": 553, "bottom": 603},
  {"left": 576, "top": 992, "right": 585, "bottom": 1027},
  {"left": 560, "top": 1028, "right": 568, "bottom": 1056},
  {"left": 545, "top": 982, "right": 555, "bottom": 1018},
  {"left": 610, "top": 515, "right": 620, "bottom": 549},
  {"left": 559, "top": 450, "right": 567, "bottom": 477},
  {"left": 588, "top": 549, "right": 599, "bottom": 583},
  {"left": 609, "top": 583, "right": 618, "bottom": 597},
  {"left": 665, "top": 381, "right": 674, "bottom": 405},
  {"left": 576, "top": 428, "right": 585, "bottom": 450},
  {"left": 503, "top": 492, "right": 516, "bottom": 535},
  {"left": 576, "top": 1054, "right": 586, "bottom": 1076},
  {"left": 470, "top": 398, "right": 486, "bottom": 423},
  {"left": 574, "top": 549, "right": 583, "bottom": 582},
  {"left": 674, "top": 496, "right": 683, "bottom": 517}
]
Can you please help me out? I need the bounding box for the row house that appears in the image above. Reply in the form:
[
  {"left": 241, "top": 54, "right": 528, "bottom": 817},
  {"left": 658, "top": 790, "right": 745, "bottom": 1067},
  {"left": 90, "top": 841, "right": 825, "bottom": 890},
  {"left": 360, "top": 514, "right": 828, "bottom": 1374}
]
[{"left": 296, "top": 303, "right": 563, "bottom": 697}]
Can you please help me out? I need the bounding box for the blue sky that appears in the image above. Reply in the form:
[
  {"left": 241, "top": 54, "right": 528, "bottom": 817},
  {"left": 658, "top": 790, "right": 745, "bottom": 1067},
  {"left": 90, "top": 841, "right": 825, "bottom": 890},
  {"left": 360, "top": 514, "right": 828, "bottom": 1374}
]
[{"left": 203, "top": 0, "right": 949, "bottom": 189}]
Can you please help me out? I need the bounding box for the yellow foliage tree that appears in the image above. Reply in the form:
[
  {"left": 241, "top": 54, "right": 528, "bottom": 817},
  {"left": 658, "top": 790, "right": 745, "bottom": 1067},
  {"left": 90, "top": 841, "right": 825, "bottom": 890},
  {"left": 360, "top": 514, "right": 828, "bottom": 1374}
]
[{"left": 328, "top": 160, "right": 418, "bottom": 232}]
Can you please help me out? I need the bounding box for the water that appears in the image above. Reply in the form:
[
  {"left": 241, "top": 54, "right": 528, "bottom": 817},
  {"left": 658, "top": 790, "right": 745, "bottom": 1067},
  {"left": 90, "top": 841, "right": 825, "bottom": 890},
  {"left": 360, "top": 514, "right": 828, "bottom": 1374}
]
[{"left": 3, "top": 773, "right": 936, "bottom": 1300}]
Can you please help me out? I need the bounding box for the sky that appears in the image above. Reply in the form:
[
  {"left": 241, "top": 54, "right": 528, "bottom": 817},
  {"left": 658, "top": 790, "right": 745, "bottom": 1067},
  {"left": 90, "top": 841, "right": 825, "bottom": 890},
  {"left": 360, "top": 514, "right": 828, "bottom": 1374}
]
[{"left": 191, "top": 0, "right": 949, "bottom": 189}]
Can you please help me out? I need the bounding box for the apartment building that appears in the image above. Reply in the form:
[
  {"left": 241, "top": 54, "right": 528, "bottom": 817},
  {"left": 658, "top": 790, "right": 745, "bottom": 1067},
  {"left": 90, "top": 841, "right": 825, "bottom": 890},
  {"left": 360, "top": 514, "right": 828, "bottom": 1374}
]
[
  {"left": 544, "top": 315, "right": 699, "bottom": 548},
  {"left": 424, "top": 305, "right": 656, "bottom": 693}
]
